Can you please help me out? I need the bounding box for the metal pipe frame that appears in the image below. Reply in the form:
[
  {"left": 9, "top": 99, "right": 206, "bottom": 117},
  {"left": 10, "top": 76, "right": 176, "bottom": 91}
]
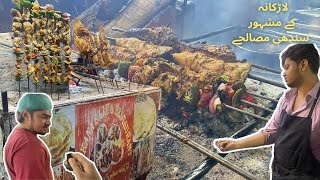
[
  {"left": 251, "top": 64, "right": 281, "bottom": 74},
  {"left": 224, "top": 104, "right": 269, "bottom": 122},
  {"left": 248, "top": 74, "right": 286, "bottom": 89},
  {"left": 247, "top": 92, "right": 279, "bottom": 103},
  {"left": 240, "top": 99, "right": 274, "bottom": 113},
  {"left": 182, "top": 25, "right": 240, "bottom": 43}
]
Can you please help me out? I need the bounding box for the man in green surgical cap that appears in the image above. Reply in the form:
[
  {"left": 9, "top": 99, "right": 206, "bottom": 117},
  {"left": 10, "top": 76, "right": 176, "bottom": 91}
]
[
  {"left": 3, "top": 93, "right": 54, "bottom": 179},
  {"left": 3, "top": 93, "right": 102, "bottom": 180}
]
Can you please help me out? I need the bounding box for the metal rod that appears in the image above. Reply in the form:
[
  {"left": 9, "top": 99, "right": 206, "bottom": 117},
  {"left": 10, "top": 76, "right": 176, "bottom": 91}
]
[
  {"left": 247, "top": 92, "right": 278, "bottom": 103},
  {"left": 240, "top": 99, "right": 274, "bottom": 113},
  {"left": 99, "top": 80, "right": 104, "bottom": 94},
  {"left": 74, "top": 5, "right": 79, "bottom": 16},
  {"left": 111, "top": 26, "right": 126, "bottom": 33},
  {"left": 96, "top": 67, "right": 104, "bottom": 94},
  {"left": 115, "top": 80, "right": 118, "bottom": 88},
  {"left": 183, "top": 119, "right": 260, "bottom": 180},
  {"left": 248, "top": 74, "right": 286, "bottom": 89},
  {"left": 183, "top": 0, "right": 188, "bottom": 11},
  {"left": 50, "top": 84, "right": 53, "bottom": 98},
  {"left": 0, "top": 42, "right": 13, "bottom": 49},
  {"left": 1, "top": 91, "right": 11, "bottom": 135},
  {"left": 183, "top": 158, "right": 220, "bottom": 180},
  {"left": 231, "top": 119, "right": 261, "bottom": 139},
  {"left": 57, "top": 87, "right": 60, "bottom": 101},
  {"left": 75, "top": 71, "right": 100, "bottom": 80},
  {"left": 1, "top": 91, "right": 8, "bottom": 113},
  {"left": 44, "top": 83, "right": 47, "bottom": 93},
  {"left": 68, "top": 86, "right": 70, "bottom": 99},
  {"left": 18, "top": 81, "right": 21, "bottom": 98},
  {"left": 35, "top": 85, "right": 38, "bottom": 92},
  {"left": 94, "top": 79, "right": 100, "bottom": 93},
  {"left": 27, "top": 77, "right": 30, "bottom": 92},
  {"left": 157, "top": 123, "right": 259, "bottom": 180},
  {"left": 182, "top": 25, "right": 240, "bottom": 43},
  {"left": 251, "top": 64, "right": 281, "bottom": 74},
  {"left": 224, "top": 104, "right": 269, "bottom": 121}
]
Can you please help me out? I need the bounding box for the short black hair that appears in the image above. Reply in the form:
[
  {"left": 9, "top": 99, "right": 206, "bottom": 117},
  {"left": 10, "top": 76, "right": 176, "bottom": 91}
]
[
  {"left": 281, "top": 44, "right": 320, "bottom": 74},
  {"left": 16, "top": 110, "right": 35, "bottom": 123}
]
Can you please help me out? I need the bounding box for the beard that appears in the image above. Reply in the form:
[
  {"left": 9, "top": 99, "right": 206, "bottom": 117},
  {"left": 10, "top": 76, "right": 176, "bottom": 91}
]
[
  {"left": 286, "top": 78, "right": 302, "bottom": 88},
  {"left": 285, "top": 71, "right": 303, "bottom": 88},
  {"left": 37, "top": 126, "right": 50, "bottom": 136},
  {"left": 38, "top": 130, "right": 49, "bottom": 136},
  {"left": 29, "top": 119, "right": 51, "bottom": 135},
  {"left": 25, "top": 126, "right": 49, "bottom": 136},
  {"left": 286, "top": 81, "right": 297, "bottom": 88}
]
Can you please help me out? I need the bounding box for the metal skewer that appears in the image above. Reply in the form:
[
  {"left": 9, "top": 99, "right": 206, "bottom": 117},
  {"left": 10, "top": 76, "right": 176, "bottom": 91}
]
[
  {"left": 157, "top": 123, "right": 258, "bottom": 180},
  {"left": 50, "top": 83, "right": 53, "bottom": 98},
  {"left": 18, "top": 81, "right": 21, "bottom": 98},
  {"left": 240, "top": 99, "right": 274, "bottom": 113},
  {"left": 224, "top": 104, "right": 269, "bottom": 121},
  {"left": 248, "top": 73, "right": 286, "bottom": 89},
  {"left": 57, "top": 86, "right": 60, "bottom": 101},
  {"left": 252, "top": 64, "right": 281, "bottom": 74},
  {"left": 99, "top": 80, "right": 104, "bottom": 94},
  {"left": 115, "top": 80, "right": 118, "bottom": 88},
  {"left": 247, "top": 91, "right": 279, "bottom": 103},
  {"left": 95, "top": 67, "right": 104, "bottom": 94},
  {"left": 94, "top": 78, "right": 100, "bottom": 93},
  {"left": 68, "top": 86, "right": 70, "bottom": 99},
  {"left": 27, "top": 77, "right": 30, "bottom": 92}
]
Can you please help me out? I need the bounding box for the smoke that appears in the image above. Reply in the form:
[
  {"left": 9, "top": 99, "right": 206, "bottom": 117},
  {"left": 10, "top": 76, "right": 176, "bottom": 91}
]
[
  {"left": 179, "top": 0, "right": 257, "bottom": 39},
  {"left": 175, "top": 0, "right": 286, "bottom": 72},
  {"left": 176, "top": 0, "right": 320, "bottom": 75}
]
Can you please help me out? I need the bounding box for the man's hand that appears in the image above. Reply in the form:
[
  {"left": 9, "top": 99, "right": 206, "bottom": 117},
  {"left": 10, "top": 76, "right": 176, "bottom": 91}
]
[
  {"left": 213, "top": 132, "right": 266, "bottom": 153},
  {"left": 68, "top": 152, "right": 102, "bottom": 180},
  {"left": 214, "top": 138, "right": 238, "bottom": 152}
]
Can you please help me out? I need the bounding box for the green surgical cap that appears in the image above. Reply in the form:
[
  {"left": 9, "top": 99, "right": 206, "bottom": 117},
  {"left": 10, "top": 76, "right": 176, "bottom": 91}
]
[{"left": 17, "top": 93, "right": 53, "bottom": 112}]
